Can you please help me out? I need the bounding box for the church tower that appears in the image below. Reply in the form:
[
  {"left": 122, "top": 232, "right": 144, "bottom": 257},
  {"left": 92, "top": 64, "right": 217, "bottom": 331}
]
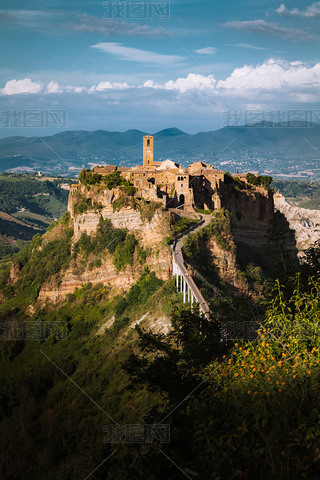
[{"left": 143, "top": 135, "right": 154, "bottom": 166}]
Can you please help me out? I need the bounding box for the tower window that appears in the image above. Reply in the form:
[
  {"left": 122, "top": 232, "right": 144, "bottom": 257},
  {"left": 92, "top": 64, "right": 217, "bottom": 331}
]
[{"left": 147, "top": 139, "right": 150, "bottom": 146}]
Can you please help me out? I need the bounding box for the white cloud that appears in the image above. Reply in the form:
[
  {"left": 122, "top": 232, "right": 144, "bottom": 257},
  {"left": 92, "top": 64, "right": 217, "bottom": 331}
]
[
  {"left": 1, "top": 60, "right": 320, "bottom": 106},
  {"left": 2, "top": 60, "right": 320, "bottom": 133},
  {"left": 65, "top": 85, "right": 87, "bottom": 93},
  {"left": 276, "top": 2, "right": 320, "bottom": 18},
  {"left": 45, "top": 81, "right": 63, "bottom": 94},
  {"left": 140, "top": 60, "right": 320, "bottom": 96},
  {"left": 234, "top": 43, "right": 268, "bottom": 50},
  {"left": 89, "top": 81, "right": 131, "bottom": 92},
  {"left": 164, "top": 73, "right": 216, "bottom": 93},
  {"left": 64, "top": 13, "right": 164, "bottom": 37},
  {"left": 223, "top": 19, "right": 318, "bottom": 41},
  {"left": 91, "top": 42, "right": 185, "bottom": 65},
  {"left": 0, "top": 78, "right": 43, "bottom": 95},
  {"left": 142, "top": 74, "right": 216, "bottom": 93},
  {"left": 195, "top": 47, "right": 217, "bottom": 55},
  {"left": 216, "top": 59, "right": 320, "bottom": 91},
  {"left": 0, "top": 10, "right": 164, "bottom": 37}
]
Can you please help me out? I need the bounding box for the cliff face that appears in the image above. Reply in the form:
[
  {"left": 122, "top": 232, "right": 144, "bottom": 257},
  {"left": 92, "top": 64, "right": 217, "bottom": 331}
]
[
  {"left": 226, "top": 188, "right": 275, "bottom": 250},
  {"left": 38, "top": 202, "right": 172, "bottom": 304},
  {"left": 34, "top": 178, "right": 305, "bottom": 306},
  {"left": 67, "top": 184, "right": 122, "bottom": 218},
  {"left": 38, "top": 252, "right": 137, "bottom": 304},
  {"left": 73, "top": 208, "right": 169, "bottom": 248},
  {"left": 274, "top": 193, "right": 320, "bottom": 251},
  {"left": 207, "top": 236, "right": 248, "bottom": 294}
]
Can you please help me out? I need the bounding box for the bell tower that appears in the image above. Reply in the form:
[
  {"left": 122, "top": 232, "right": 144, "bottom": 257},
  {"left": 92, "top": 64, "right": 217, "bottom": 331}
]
[{"left": 143, "top": 135, "right": 154, "bottom": 166}]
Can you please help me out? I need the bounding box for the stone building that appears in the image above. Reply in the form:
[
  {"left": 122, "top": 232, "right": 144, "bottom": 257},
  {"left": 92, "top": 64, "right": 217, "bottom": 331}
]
[{"left": 91, "top": 135, "right": 272, "bottom": 218}]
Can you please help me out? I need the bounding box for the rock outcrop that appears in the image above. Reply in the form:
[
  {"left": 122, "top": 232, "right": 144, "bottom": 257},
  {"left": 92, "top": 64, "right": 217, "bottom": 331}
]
[
  {"left": 274, "top": 192, "right": 320, "bottom": 251},
  {"left": 38, "top": 205, "right": 172, "bottom": 304}
]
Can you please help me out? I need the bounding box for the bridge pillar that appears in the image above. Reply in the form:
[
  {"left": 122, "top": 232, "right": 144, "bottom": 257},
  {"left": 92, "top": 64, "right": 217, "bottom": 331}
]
[{"left": 183, "top": 278, "right": 186, "bottom": 303}]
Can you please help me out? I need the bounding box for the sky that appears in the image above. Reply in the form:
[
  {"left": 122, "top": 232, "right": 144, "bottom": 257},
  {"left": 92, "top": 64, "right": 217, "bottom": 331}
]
[{"left": 0, "top": 0, "right": 320, "bottom": 137}]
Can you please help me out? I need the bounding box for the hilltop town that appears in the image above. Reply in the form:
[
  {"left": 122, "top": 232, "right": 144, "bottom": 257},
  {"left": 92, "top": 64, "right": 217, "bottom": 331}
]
[{"left": 69, "top": 134, "right": 274, "bottom": 219}]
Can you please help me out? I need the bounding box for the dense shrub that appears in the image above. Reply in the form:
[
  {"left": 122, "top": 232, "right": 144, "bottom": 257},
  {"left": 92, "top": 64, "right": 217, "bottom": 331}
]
[
  {"left": 246, "top": 173, "right": 273, "bottom": 188},
  {"left": 113, "top": 234, "right": 137, "bottom": 272},
  {"left": 78, "top": 169, "right": 102, "bottom": 185},
  {"left": 183, "top": 208, "right": 232, "bottom": 257},
  {"left": 73, "top": 194, "right": 93, "bottom": 215},
  {"left": 102, "top": 171, "right": 123, "bottom": 189},
  {"left": 114, "top": 270, "right": 163, "bottom": 317},
  {"left": 73, "top": 218, "right": 137, "bottom": 272}
]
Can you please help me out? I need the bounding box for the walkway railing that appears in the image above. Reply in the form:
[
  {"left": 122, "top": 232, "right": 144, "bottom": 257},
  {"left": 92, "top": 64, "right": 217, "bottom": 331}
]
[{"left": 172, "top": 217, "right": 211, "bottom": 319}]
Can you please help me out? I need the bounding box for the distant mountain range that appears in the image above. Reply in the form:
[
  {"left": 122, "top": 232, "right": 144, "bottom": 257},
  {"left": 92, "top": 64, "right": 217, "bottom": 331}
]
[{"left": 1, "top": 122, "right": 320, "bottom": 178}]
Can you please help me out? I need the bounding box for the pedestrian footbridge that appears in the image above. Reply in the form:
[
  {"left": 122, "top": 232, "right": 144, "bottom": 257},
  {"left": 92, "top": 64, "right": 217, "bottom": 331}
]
[{"left": 172, "top": 216, "right": 211, "bottom": 319}]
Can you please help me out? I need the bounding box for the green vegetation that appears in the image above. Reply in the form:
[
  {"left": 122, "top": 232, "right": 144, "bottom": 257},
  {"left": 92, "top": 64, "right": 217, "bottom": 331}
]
[
  {"left": 73, "top": 217, "right": 138, "bottom": 272},
  {"left": 112, "top": 193, "right": 162, "bottom": 222},
  {"left": 273, "top": 179, "right": 320, "bottom": 209},
  {"left": 113, "top": 234, "right": 137, "bottom": 272},
  {"left": 183, "top": 208, "right": 232, "bottom": 257},
  {"left": 0, "top": 175, "right": 71, "bottom": 259},
  {"left": 0, "top": 226, "right": 73, "bottom": 314},
  {"left": 79, "top": 169, "right": 134, "bottom": 192},
  {"left": 0, "top": 175, "right": 70, "bottom": 217},
  {"left": 165, "top": 214, "right": 200, "bottom": 244},
  {"left": 72, "top": 191, "right": 103, "bottom": 215},
  {"left": 120, "top": 184, "right": 136, "bottom": 196},
  {"left": 0, "top": 269, "right": 179, "bottom": 480},
  {"left": 78, "top": 169, "right": 102, "bottom": 185},
  {"left": 194, "top": 206, "right": 213, "bottom": 214},
  {"left": 114, "top": 269, "right": 164, "bottom": 318},
  {"left": 117, "top": 275, "right": 320, "bottom": 479},
  {"left": 139, "top": 200, "right": 162, "bottom": 222},
  {"left": 246, "top": 172, "right": 273, "bottom": 188},
  {"left": 1, "top": 173, "right": 320, "bottom": 479}
]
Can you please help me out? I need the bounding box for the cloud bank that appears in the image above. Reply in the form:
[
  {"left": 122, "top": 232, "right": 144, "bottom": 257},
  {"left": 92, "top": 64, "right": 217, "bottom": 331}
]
[
  {"left": 223, "top": 19, "right": 318, "bottom": 41},
  {"left": 2, "top": 59, "right": 319, "bottom": 98},
  {"left": 276, "top": 2, "right": 320, "bottom": 18}
]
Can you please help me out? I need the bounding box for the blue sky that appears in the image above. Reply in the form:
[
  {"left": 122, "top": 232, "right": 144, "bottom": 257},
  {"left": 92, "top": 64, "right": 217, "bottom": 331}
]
[{"left": 0, "top": 0, "right": 320, "bottom": 136}]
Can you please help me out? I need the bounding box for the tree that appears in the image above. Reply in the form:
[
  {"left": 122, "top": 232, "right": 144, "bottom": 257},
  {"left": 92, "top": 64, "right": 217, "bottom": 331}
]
[
  {"left": 304, "top": 239, "right": 320, "bottom": 274},
  {"left": 103, "top": 172, "right": 123, "bottom": 189},
  {"left": 246, "top": 172, "right": 260, "bottom": 185},
  {"left": 125, "top": 307, "right": 229, "bottom": 404},
  {"left": 260, "top": 175, "right": 273, "bottom": 188}
]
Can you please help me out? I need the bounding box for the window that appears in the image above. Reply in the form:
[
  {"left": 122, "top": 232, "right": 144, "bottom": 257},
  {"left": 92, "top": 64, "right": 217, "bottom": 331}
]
[{"left": 147, "top": 139, "right": 150, "bottom": 146}]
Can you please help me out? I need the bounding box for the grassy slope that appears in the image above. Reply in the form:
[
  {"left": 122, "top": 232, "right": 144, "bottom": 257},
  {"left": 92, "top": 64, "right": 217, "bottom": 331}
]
[{"left": 0, "top": 175, "right": 71, "bottom": 258}]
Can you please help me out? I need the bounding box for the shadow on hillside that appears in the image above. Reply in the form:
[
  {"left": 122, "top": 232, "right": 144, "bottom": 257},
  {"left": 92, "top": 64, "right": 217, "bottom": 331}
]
[{"left": 233, "top": 210, "right": 299, "bottom": 280}]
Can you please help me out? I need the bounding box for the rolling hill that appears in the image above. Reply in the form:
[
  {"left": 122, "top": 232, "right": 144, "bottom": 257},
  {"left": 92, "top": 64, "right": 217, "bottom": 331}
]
[{"left": 1, "top": 122, "right": 320, "bottom": 177}]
